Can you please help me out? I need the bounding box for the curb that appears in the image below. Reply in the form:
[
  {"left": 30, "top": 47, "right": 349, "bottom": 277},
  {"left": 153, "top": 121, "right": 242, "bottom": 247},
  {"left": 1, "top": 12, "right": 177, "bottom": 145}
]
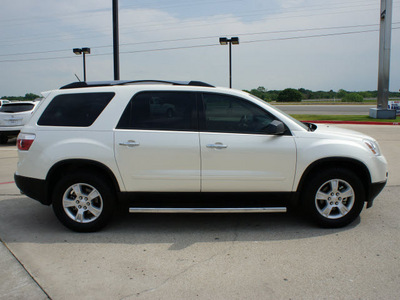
[
  {"left": 0, "top": 181, "right": 14, "bottom": 185},
  {"left": 302, "top": 120, "right": 400, "bottom": 126}
]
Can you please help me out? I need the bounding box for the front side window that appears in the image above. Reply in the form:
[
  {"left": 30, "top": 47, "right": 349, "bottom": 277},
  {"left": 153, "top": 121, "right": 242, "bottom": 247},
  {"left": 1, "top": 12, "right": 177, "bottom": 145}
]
[
  {"left": 202, "top": 93, "right": 276, "bottom": 134},
  {"left": 117, "top": 91, "right": 197, "bottom": 131},
  {"left": 38, "top": 92, "right": 115, "bottom": 127}
]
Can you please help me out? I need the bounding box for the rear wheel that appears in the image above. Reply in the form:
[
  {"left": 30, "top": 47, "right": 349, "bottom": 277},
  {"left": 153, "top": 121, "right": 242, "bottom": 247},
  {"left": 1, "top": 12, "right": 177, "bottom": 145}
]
[
  {"left": 0, "top": 134, "right": 8, "bottom": 144},
  {"left": 52, "top": 172, "right": 115, "bottom": 232},
  {"left": 303, "top": 168, "right": 365, "bottom": 228}
]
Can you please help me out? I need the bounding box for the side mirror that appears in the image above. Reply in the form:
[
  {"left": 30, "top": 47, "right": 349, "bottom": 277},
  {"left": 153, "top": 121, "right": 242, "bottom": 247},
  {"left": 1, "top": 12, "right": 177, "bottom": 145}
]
[{"left": 265, "top": 120, "right": 285, "bottom": 135}]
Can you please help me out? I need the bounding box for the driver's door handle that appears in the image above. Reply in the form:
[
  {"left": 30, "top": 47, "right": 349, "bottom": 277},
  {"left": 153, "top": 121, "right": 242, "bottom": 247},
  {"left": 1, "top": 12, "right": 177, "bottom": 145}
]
[
  {"left": 119, "top": 140, "right": 140, "bottom": 147},
  {"left": 206, "top": 143, "right": 228, "bottom": 149}
]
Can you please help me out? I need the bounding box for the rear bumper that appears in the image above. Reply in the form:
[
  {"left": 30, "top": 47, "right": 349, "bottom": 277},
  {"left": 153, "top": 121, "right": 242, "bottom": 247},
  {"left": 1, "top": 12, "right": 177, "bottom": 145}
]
[{"left": 14, "top": 174, "right": 50, "bottom": 205}]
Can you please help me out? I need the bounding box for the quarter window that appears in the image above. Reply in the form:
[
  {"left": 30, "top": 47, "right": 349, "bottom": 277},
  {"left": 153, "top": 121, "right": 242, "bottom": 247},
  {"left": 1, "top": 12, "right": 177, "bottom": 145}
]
[
  {"left": 202, "top": 93, "right": 276, "bottom": 134},
  {"left": 117, "top": 92, "right": 197, "bottom": 131},
  {"left": 38, "top": 92, "right": 115, "bottom": 127}
]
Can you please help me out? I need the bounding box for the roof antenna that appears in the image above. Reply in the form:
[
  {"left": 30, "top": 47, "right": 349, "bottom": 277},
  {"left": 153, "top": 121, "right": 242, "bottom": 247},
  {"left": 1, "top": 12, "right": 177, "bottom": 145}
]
[{"left": 74, "top": 73, "right": 82, "bottom": 82}]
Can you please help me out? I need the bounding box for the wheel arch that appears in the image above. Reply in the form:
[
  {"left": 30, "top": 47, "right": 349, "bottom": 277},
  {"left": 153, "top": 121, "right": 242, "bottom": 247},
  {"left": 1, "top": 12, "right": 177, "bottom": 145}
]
[
  {"left": 44, "top": 159, "right": 121, "bottom": 205},
  {"left": 295, "top": 157, "right": 371, "bottom": 205}
]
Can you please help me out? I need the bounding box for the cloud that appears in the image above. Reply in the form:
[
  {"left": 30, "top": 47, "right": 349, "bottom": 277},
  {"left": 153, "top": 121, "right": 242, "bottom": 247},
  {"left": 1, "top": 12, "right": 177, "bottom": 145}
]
[{"left": 0, "top": 0, "right": 399, "bottom": 95}]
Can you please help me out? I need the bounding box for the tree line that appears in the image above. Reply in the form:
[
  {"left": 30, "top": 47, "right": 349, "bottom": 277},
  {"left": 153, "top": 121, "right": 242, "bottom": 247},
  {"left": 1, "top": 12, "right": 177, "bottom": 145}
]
[
  {"left": 1, "top": 93, "right": 41, "bottom": 101},
  {"left": 3, "top": 89, "right": 400, "bottom": 103},
  {"left": 244, "top": 87, "right": 400, "bottom": 102}
]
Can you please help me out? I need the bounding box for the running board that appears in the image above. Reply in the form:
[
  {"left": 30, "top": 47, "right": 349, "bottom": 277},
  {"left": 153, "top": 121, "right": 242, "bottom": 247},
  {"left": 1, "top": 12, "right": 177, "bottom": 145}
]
[{"left": 129, "top": 207, "right": 287, "bottom": 213}]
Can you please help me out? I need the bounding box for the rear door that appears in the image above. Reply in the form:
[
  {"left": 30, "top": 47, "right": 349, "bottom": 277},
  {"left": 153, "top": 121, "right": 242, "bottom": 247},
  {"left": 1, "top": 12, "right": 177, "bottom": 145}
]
[{"left": 114, "top": 91, "right": 201, "bottom": 192}]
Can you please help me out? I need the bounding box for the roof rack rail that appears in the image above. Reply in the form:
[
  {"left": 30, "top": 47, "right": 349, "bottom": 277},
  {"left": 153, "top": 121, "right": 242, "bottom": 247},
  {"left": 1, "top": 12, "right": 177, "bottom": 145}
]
[{"left": 60, "top": 80, "right": 214, "bottom": 89}]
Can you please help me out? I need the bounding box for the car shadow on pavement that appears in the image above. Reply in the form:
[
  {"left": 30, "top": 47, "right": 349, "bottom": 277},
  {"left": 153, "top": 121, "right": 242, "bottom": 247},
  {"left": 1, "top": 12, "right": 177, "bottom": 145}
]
[{"left": 0, "top": 196, "right": 360, "bottom": 250}]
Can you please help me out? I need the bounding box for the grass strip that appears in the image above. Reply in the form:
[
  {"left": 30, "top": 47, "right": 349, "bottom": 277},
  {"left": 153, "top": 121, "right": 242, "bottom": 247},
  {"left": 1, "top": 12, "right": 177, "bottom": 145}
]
[{"left": 291, "top": 114, "right": 400, "bottom": 123}]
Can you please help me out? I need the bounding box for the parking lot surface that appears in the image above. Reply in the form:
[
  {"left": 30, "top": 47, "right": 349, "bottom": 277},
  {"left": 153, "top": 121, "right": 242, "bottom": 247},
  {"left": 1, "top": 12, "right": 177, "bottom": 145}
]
[{"left": 1, "top": 124, "right": 399, "bottom": 300}]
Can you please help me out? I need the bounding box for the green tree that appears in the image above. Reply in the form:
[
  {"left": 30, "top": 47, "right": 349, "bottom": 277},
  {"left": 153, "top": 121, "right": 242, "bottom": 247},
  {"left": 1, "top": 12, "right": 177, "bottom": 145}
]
[
  {"left": 337, "top": 89, "right": 348, "bottom": 99},
  {"left": 342, "top": 93, "right": 363, "bottom": 102},
  {"left": 298, "top": 88, "right": 312, "bottom": 99},
  {"left": 24, "top": 93, "right": 40, "bottom": 100},
  {"left": 247, "top": 86, "right": 270, "bottom": 101},
  {"left": 277, "top": 88, "right": 302, "bottom": 102},
  {"left": 1, "top": 93, "right": 40, "bottom": 101}
]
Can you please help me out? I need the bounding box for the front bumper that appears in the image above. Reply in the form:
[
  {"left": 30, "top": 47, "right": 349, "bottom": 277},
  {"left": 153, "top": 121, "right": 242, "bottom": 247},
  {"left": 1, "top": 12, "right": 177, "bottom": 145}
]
[
  {"left": 14, "top": 174, "right": 50, "bottom": 205},
  {"left": 366, "top": 180, "right": 387, "bottom": 208}
]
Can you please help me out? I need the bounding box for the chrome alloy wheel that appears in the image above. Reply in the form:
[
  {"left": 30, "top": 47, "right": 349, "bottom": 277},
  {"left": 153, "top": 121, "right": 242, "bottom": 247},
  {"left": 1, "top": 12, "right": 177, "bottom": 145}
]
[
  {"left": 314, "top": 179, "right": 355, "bottom": 220},
  {"left": 62, "top": 183, "right": 103, "bottom": 223}
]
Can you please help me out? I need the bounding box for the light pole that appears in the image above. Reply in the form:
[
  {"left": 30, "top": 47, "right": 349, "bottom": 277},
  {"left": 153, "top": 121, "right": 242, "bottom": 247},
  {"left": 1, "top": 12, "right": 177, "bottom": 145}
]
[
  {"left": 219, "top": 37, "right": 239, "bottom": 88},
  {"left": 73, "top": 47, "right": 91, "bottom": 82},
  {"left": 112, "top": 0, "right": 120, "bottom": 80}
]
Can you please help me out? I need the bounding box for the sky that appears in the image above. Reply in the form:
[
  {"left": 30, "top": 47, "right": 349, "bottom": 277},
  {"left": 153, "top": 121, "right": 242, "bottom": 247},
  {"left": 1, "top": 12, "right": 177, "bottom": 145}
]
[{"left": 0, "top": 0, "right": 399, "bottom": 96}]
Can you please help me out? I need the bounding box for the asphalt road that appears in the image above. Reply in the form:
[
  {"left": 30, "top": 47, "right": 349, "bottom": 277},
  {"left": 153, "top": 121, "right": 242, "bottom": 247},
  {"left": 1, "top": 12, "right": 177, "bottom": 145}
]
[
  {"left": 1, "top": 125, "right": 399, "bottom": 300},
  {"left": 275, "top": 104, "right": 376, "bottom": 115}
]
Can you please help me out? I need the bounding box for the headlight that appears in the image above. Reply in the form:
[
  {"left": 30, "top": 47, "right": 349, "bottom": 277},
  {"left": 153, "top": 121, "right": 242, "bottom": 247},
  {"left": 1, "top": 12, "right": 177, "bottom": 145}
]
[{"left": 364, "top": 139, "right": 381, "bottom": 156}]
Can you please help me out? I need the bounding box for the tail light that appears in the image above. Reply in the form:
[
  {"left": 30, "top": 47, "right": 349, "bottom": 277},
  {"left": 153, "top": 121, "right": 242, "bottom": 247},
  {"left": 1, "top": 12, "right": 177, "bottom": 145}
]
[{"left": 17, "top": 133, "right": 36, "bottom": 151}]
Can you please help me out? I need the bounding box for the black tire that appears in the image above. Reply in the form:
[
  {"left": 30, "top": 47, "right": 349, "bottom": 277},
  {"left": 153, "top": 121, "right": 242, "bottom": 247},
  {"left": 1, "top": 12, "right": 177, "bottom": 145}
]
[
  {"left": 52, "top": 172, "right": 115, "bottom": 232},
  {"left": 0, "top": 134, "right": 8, "bottom": 144},
  {"left": 303, "top": 168, "right": 365, "bottom": 228}
]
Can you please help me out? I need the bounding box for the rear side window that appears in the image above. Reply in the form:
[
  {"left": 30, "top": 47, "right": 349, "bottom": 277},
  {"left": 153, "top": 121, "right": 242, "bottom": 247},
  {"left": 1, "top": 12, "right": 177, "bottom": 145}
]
[
  {"left": 0, "top": 103, "right": 34, "bottom": 113},
  {"left": 38, "top": 92, "right": 115, "bottom": 127},
  {"left": 117, "top": 91, "right": 197, "bottom": 131}
]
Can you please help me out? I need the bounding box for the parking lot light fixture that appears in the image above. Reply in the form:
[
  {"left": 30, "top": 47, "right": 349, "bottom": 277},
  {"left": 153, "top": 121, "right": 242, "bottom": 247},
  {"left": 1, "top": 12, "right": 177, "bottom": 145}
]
[
  {"left": 219, "top": 37, "right": 239, "bottom": 88},
  {"left": 73, "top": 47, "right": 91, "bottom": 82}
]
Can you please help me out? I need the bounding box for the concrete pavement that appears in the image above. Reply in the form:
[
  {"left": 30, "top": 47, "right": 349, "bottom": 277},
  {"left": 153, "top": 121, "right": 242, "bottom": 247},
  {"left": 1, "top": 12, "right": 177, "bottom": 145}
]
[
  {"left": 0, "top": 125, "right": 399, "bottom": 299},
  {"left": 0, "top": 240, "right": 48, "bottom": 300}
]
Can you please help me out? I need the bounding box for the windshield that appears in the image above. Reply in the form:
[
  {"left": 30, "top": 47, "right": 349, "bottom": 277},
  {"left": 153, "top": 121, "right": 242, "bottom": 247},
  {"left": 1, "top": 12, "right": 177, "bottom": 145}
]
[
  {"left": 0, "top": 103, "right": 35, "bottom": 113},
  {"left": 247, "top": 94, "right": 310, "bottom": 131}
]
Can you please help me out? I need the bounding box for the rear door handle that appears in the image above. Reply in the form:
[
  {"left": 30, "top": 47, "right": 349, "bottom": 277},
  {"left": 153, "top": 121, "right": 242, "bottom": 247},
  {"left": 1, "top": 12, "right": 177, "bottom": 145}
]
[
  {"left": 206, "top": 143, "right": 228, "bottom": 149},
  {"left": 119, "top": 140, "right": 140, "bottom": 147}
]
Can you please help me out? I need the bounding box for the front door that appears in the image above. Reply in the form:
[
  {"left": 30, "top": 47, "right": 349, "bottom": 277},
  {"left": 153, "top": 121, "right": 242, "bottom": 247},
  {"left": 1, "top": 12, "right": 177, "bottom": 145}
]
[{"left": 199, "top": 93, "right": 296, "bottom": 192}]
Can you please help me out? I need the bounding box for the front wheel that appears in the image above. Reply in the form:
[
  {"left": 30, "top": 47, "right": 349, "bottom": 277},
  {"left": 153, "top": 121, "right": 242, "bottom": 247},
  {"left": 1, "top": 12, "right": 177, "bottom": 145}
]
[
  {"left": 52, "top": 172, "right": 115, "bottom": 232},
  {"left": 303, "top": 168, "right": 365, "bottom": 228}
]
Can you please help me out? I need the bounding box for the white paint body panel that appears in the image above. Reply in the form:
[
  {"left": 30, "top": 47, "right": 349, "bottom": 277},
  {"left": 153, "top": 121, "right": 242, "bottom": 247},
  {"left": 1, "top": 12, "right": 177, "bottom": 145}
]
[
  {"left": 114, "top": 130, "right": 200, "bottom": 191},
  {"left": 200, "top": 132, "right": 296, "bottom": 191},
  {"left": 292, "top": 125, "right": 388, "bottom": 188}
]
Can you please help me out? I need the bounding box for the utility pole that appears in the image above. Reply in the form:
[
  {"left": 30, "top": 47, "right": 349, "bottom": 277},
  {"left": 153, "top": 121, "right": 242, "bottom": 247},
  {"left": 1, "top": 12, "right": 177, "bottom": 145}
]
[
  {"left": 112, "top": 0, "right": 120, "bottom": 80},
  {"left": 370, "top": 0, "right": 396, "bottom": 119}
]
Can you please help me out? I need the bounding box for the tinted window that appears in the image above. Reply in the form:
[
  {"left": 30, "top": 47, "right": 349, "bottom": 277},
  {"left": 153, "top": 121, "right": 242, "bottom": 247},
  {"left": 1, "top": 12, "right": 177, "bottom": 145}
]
[
  {"left": 117, "top": 92, "right": 197, "bottom": 131},
  {"left": 202, "top": 93, "right": 275, "bottom": 134},
  {"left": 38, "top": 93, "right": 115, "bottom": 127},
  {"left": 0, "top": 103, "right": 34, "bottom": 113}
]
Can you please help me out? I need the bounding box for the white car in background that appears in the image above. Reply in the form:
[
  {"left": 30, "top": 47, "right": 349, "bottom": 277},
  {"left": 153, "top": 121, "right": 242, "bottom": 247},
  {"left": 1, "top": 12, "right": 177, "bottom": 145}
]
[
  {"left": 0, "top": 101, "right": 40, "bottom": 144},
  {"left": 0, "top": 99, "right": 11, "bottom": 107}
]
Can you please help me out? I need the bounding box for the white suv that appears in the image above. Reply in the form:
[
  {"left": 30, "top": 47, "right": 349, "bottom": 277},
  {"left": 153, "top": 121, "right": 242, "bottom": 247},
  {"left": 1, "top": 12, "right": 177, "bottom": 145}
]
[
  {"left": 14, "top": 80, "right": 388, "bottom": 232},
  {"left": 0, "top": 101, "right": 40, "bottom": 144}
]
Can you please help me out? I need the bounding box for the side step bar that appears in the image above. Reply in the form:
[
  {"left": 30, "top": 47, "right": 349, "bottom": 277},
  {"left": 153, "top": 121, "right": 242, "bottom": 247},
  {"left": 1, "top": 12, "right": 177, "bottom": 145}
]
[{"left": 129, "top": 207, "right": 287, "bottom": 213}]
